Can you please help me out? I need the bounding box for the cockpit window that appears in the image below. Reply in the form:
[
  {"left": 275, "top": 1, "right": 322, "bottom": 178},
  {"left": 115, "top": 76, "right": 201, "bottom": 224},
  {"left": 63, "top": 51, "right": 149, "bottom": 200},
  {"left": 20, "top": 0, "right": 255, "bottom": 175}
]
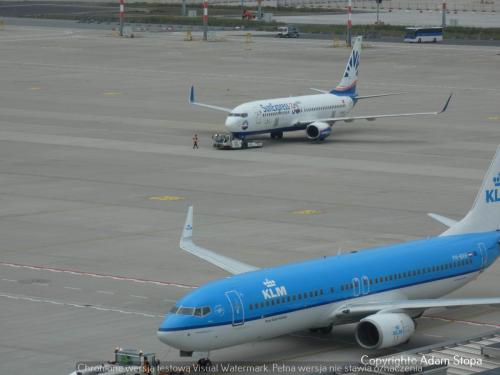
[
  {"left": 169, "top": 306, "right": 179, "bottom": 314},
  {"left": 178, "top": 307, "right": 195, "bottom": 315},
  {"left": 228, "top": 113, "right": 248, "bottom": 118},
  {"left": 171, "top": 306, "right": 211, "bottom": 317}
]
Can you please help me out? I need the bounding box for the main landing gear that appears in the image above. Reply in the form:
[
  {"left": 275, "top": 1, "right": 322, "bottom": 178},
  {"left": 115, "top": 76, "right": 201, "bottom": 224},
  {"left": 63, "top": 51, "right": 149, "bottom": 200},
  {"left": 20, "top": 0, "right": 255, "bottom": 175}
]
[
  {"left": 309, "top": 325, "right": 333, "bottom": 334},
  {"left": 270, "top": 131, "right": 283, "bottom": 140}
]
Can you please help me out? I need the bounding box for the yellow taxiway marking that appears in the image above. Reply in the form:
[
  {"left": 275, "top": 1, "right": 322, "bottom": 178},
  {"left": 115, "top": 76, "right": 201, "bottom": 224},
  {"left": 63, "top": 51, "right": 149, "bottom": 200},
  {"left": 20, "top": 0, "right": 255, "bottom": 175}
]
[
  {"left": 103, "top": 91, "right": 122, "bottom": 96},
  {"left": 149, "top": 196, "right": 185, "bottom": 201},
  {"left": 488, "top": 116, "right": 500, "bottom": 121},
  {"left": 293, "top": 209, "right": 322, "bottom": 215},
  {"left": 29, "top": 86, "right": 41, "bottom": 91}
]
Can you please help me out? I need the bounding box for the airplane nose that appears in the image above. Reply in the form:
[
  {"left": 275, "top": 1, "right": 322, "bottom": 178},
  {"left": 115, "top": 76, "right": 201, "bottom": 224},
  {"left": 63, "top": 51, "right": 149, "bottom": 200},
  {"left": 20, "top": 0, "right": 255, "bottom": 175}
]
[
  {"left": 225, "top": 116, "right": 239, "bottom": 131},
  {"left": 157, "top": 330, "right": 177, "bottom": 347},
  {"left": 157, "top": 316, "right": 183, "bottom": 348}
]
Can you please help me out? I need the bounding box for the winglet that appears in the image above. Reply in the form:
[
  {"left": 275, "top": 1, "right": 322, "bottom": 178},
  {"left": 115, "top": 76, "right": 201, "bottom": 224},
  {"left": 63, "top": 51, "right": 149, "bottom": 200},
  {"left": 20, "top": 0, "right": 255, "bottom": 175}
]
[
  {"left": 439, "top": 93, "right": 453, "bottom": 114},
  {"left": 428, "top": 213, "right": 458, "bottom": 228},
  {"left": 180, "top": 206, "right": 194, "bottom": 245},
  {"left": 189, "top": 86, "right": 195, "bottom": 104}
]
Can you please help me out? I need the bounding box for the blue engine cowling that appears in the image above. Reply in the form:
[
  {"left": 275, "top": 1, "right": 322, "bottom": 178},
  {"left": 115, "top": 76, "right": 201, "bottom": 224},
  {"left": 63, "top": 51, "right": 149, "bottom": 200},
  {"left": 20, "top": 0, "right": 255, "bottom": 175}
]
[{"left": 306, "top": 122, "right": 332, "bottom": 141}]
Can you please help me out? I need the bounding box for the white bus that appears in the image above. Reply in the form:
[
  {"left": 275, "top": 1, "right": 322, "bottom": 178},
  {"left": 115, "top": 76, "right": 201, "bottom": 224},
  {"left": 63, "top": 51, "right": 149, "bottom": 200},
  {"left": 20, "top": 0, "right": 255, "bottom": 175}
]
[{"left": 404, "top": 27, "right": 443, "bottom": 43}]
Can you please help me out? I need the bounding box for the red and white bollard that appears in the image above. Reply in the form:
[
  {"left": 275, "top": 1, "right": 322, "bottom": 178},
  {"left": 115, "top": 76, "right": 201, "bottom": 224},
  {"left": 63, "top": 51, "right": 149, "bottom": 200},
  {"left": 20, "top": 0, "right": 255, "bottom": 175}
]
[
  {"left": 203, "top": 0, "right": 208, "bottom": 41},
  {"left": 119, "top": 0, "right": 125, "bottom": 36},
  {"left": 347, "top": 0, "right": 352, "bottom": 46}
]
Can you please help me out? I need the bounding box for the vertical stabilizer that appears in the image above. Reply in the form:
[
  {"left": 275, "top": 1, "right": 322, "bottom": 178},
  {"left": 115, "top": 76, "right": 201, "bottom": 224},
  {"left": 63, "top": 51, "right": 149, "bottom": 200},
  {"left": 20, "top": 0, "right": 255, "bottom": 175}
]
[
  {"left": 331, "top": 36, "right": 362, "bottom": 97},
  {"left": 444, "top": 146, "right": 500, "bottom": 236}
]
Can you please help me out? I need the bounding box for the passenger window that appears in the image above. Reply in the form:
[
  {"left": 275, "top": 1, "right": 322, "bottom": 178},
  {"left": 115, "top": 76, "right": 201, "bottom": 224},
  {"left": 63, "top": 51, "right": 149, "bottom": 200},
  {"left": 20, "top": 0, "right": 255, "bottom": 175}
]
[
  {"left": 330, "top": 287, "right": 335, "bottom": 293},
  {"left": 249, "top": 304, "right": 253, "bottom": 311}
]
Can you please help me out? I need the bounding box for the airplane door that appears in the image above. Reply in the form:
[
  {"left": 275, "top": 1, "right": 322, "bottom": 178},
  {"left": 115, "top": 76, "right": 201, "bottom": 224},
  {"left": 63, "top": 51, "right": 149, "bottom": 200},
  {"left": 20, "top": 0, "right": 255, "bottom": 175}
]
[
  {"left": 225, "top": 290, "right": 245, "bottom": 326},
  {"left": 361, "top": 276, "right": 370, "bottom": 295},
  {"left": 478, "top": 243, "right": 488, "bottom": 271},
  {"left": 352, "top": 277, "right": 361, "bottom": 297},
  {"left": 256, "top": 111, "right": 262, "bottom": 125}
]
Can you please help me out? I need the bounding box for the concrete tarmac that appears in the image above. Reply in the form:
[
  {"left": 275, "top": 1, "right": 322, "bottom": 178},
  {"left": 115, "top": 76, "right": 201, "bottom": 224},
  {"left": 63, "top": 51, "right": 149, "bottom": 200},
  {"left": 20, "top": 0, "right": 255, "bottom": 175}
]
[{"left": 0, "top": 24, "right": 500, "bottom": 374}]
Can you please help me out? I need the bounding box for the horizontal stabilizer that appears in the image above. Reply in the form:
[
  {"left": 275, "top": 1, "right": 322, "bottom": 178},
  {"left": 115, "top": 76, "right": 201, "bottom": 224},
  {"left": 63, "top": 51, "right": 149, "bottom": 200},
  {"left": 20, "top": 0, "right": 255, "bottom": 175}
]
[
  {"left": 310, "top": 88, "right": 329, "bottom": 94},
  {"left": 188, "top": 86, "right": 232, "bottom": 113},
  {"left": 355, "top": 92, "right": 409, "bottom": 100},
  {"left": 428, "top": 213, "right": 458, "bottom": 228},
  {"left": 179, "top": 207, "right": 258, "bottom": 275}
]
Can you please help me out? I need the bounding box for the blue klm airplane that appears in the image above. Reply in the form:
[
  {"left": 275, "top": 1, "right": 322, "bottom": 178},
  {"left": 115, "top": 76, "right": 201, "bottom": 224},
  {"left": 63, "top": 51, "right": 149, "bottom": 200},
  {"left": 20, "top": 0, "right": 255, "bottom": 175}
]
[{"left": 158, "top": 147, "right": 500, "bottom": 358}]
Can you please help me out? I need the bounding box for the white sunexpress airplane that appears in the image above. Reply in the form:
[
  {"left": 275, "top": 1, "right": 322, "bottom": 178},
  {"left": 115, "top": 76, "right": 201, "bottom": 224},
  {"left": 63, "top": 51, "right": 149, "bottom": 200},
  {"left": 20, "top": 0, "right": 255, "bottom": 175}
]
[
  {"left": 158, "top": 146, "right": 500, "bottom": 358},
  {"left": 189, "top": 36, "right": 452, "bottom": 142}
]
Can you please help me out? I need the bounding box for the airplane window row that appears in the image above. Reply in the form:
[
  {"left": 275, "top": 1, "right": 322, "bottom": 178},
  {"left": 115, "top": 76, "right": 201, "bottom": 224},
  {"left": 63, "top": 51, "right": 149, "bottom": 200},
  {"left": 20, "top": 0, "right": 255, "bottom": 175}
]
[
  {"left": 304, "top": 104, "right": 342, "bottom": 113},
  {"left": 248, "top": 287, "right": 336, "bottom": 312},
  {"left": 263, "top": 111, "right": 287, "bottom": 117},
  {"left": 339, "top": 257, "right": 474, "bottom": 291},
  {"left": 247, "top": 258, "right": 475, "bottom": 312},
  {"left": 169, "top": 305, "right": 211, "bottom": 317}
]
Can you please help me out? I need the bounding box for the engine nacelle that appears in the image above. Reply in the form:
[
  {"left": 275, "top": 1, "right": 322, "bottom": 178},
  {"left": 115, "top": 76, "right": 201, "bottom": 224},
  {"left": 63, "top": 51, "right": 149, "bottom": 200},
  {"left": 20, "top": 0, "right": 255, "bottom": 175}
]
[
  {"left": 306, "top": 122, "right": 331, "bottom": 141},
  {"left": 355, "top": 313, "right": 415, "bottom": 350}
]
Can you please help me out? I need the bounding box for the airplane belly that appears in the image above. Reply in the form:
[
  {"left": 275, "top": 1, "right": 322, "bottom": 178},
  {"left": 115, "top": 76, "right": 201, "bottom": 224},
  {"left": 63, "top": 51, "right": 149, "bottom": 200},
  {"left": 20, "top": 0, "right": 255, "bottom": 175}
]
[{"left": 171, "top": 307, "right": 328, "bottom": 351}]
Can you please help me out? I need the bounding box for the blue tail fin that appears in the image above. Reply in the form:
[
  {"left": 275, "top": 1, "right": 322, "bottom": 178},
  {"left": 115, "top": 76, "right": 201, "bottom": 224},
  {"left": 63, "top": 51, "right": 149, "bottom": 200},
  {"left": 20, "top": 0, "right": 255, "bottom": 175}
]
[{"left": 330, "top": 36, "right": 362, "bottom": 97}]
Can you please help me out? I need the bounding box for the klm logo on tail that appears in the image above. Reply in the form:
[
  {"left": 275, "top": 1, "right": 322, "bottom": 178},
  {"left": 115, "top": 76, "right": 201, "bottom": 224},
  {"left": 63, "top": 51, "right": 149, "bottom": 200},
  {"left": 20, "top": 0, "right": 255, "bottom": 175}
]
[{"left": 485, "top": 173, "right": 500, "bottom": 203}]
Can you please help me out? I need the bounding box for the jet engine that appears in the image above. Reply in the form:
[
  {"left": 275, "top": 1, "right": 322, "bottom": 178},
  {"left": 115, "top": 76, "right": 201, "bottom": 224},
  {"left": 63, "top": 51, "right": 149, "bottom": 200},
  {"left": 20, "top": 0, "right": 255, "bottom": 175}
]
[
  {"left": 306, "top": 122, "right": 332, "bottom": 141},
  {"left": 355, "top": 313, "right": 415, "bottom": 349}
]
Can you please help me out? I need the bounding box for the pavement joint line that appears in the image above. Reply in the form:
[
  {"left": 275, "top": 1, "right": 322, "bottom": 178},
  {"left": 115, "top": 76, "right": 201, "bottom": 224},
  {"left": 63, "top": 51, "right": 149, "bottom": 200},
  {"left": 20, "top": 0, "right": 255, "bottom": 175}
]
[
  {"left": 422, "top": 315, "right": 500, "bottom": 328},
  {"left": 0, "top": 292, "right": 164, "bottom": 318},
  {"left": 0, "top": 59, "right": 497, "bottom": 92},
  {"left": 64, "top": 286, "right": 82, "bottom": 291},
  {"left": 0, "top": 261, "right": 198, "bottom": 289},
  {"left": 1, "top": 278, "right": 17, "bottom": 282},
  {"left": 130, "top": 294, "right": 149, "bottom": 299},
  {"left": 97, "top": 290, "right": 114, "bottom": 295}
]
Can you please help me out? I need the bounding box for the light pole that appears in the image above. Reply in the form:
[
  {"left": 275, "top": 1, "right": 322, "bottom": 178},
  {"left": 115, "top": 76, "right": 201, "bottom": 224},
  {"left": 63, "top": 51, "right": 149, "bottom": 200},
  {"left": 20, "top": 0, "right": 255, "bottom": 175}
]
[
  {"left": 347, "top": 0, "right": 352, "bottom": 46},
  {"left": 442, "top": 1, "right": 447, "bottom": 28}
]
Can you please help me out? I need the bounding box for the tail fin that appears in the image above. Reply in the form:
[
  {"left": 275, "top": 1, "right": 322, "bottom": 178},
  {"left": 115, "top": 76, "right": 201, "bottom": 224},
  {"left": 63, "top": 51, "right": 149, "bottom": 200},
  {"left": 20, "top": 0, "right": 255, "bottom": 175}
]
[
  {"left": 330, "top": 36, "right": 362, "bottom": 97},
  {"left": 444, "top": 145, "right": 500, "bottom": 236}
]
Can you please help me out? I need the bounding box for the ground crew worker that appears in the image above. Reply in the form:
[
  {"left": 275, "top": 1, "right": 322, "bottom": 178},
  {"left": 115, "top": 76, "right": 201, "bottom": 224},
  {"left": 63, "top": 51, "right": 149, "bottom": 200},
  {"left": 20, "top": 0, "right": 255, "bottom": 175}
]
[
  {"left": 193, "top": 134, "right": 199, "bottom": 149},
  {"left": 143, "top": 356, "right": 152, "bottom": 375}
]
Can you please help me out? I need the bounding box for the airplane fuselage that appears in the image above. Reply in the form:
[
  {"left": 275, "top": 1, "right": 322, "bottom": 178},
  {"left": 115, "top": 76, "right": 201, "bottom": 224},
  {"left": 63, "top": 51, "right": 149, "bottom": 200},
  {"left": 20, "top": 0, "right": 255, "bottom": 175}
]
[
  {"left": 158, "top": 231, "right": 500, "bottom": 352},
  {"left": 224, "top": 93, "right": 354, "bottom": 138}
]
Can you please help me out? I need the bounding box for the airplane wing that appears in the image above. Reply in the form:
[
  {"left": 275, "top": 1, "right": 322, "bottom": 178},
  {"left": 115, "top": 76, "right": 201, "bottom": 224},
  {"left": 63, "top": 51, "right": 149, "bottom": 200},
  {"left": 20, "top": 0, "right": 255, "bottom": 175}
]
[
  {"left": 428, "top": 213, "right": 458, "bottom": 228},
  {"left": 188, "top": 86, "right": 232, "bottom": 113},
  {"left": 310, "top": 89, "right": 407, "bottom": 98},
  {"left": 179, "top": 206, "right": 259, "bottom": 275},
  {"left": 298, "top": 93, "right": 452, "bottom": 126},
  {"left": 331, "top": 297, "right": 500, "bottom": 320}
]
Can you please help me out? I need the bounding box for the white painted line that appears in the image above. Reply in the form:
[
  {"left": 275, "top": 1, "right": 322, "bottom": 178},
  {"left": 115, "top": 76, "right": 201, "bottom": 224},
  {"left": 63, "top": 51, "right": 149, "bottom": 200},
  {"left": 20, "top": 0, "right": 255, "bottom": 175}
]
[
  {"left": 423, "top": 333, "right": 444, "bottom": 338},
  {"left": 0, "top": 261, "right": 196, "bottom": 289},
  {"left": 64, "top": 286, "right": 82, "bottom": 291},
  {"left": 130, "top": 295, "right": 148, "bottom": 299},
  {"left": 0, "top": 293, "right": 164, "bottom": 318},
  {"left": 1, "top": 278, "right": 17, "bottom": 282},
  {"left": 97, "top": 290, "right": 114, "bottom": 295}
]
